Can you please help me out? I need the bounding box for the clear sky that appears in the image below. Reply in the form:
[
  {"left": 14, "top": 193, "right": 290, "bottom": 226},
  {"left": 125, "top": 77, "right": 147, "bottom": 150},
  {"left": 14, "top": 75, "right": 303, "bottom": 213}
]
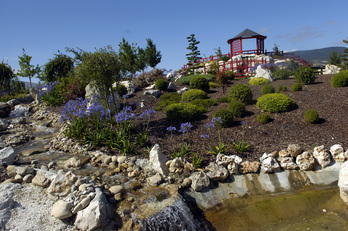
[{"left": 1, "top": 0, "right": 347, "bottom": 83}]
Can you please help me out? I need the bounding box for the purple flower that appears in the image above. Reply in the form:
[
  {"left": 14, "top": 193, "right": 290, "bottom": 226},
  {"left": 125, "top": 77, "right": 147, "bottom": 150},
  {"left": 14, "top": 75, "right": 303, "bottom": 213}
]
[
  {"left": 140, "top": 108, "right": 156, "bottom": 120},
  {"left": 205, "top": 122, "right": 215, "bottom": 129},
  {"left": 240, "top": 121, "right": 246, "bottom": 125},
  {"left": 178, "top": 122, "right": 193, "bottom": 133},
  {"left": 200, "top": 134, "right": 209, "bottom": 139},
  {"left": 212, "top": 117, "right": 222, "bottom": 125},
  {"left": 167, "top": 126, "right": 176, "bottom": 132}
]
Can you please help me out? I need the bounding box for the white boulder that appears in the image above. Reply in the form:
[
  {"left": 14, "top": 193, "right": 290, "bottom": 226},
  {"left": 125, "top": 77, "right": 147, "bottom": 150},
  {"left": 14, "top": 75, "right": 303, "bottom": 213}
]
[
  {"left": 312, "top": 145, "right": 331, "bottom": 168},
  {"left": 51, "top": 200, "right": 73, "bottom": 220},
  {"left": 323, "top": 64, "right": 341, "bottom": 75},
  {"left": 260, "top": 153, "right": 281, "bottom": 173},
  {"left": 0, "top": 147, "right": 15, "bottom": 166},
  {"left": 189, "top": 171, "right": 210, "bottom": 192},
  {"left": 149, "top": 144, "right": 169, "bottom": 176},
  {"left": 253, "top": 65, "right": 274, "bottom": 81},
  {"left": 330, "top": 144, "right": 345, "bottom": 162}
]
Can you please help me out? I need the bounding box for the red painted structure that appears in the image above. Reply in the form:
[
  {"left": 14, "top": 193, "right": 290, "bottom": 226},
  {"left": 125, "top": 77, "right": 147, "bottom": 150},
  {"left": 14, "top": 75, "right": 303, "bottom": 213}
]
[{"left": 227, "top": 28, "right": 266, "bottom": 56}]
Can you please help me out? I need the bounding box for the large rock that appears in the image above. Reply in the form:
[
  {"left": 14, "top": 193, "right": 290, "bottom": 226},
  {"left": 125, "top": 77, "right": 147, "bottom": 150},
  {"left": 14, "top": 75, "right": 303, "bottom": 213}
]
[
  {"left": 149, "top": 144, "right": 169, "bottom": 176},
  {"left": 47, "top": 171, "right": 78, "bottom": 197},
  {"left": 253, "top": 65, "right": 274, "bottom": 81},
  {"left": 51, "top": 200, "right": 73, "bottom": 219},
  {"left": 143, "top": 90, "right": 160, "bottom": 98},
  {"left": 189, "top": 171, "right": 210, "bottom": 192},
  {"left": 205, "top": 162, "right": 229, "bottom": 181},
  {"left": 296, "top": 151, "right": 316, "bottom": 171},
  {"left": 323, "top": 64, "right": 341, "bottom": 75},
  {"left": 278, "top": 157, "right": 298, "bottom": 170},
  {"left": 166, "top": 157, "right": 194, "bottom": 177},
  {"left": 0, "top": 147, "right": 15, "bottom": 166},
  {"left": 330, "top": 144, "right": 345, "bottom": 162},
  {"left": 239, "top": 161, "right": 260, "bottom": 174},
  {"left": 287, "top": 144, "right": 302, "bottom": 158},
  {"left": 0, "top": 102, "right": 11, "bottom": 118},
  {"left": 74, "top": 188, "right": 117, "bottom": 231},
  {"left": 338, "top": 162, "right": 348, "bottom": 204},
  {"left": 64, "top": 157, "right": 81, "bottom": 169},
  {"left": 114, "top": 80, "right": 136, "bottom": 95},
  {"left": 0, "top": 183, "right": 21, "bottom": 229},
  {"left": 260, "top": 153, "right": 281, "bottom": 173},
  {"left": 9, "top": 105, "right": 29, "bottom": 117},
  {"left": 313, "top": 145, "right": 331, "bottom": 168}
]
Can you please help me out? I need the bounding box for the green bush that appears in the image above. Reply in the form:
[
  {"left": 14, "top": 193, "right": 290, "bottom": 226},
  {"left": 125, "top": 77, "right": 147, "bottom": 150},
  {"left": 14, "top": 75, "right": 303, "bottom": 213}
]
[
  {"left": 190, "top": 75, "right": 210, "bottom": 92},
  {"left": 209, "top": 82, "right": 216, "bottom": 88},
  {"left": 190, "top": 98, "right": 217, "bottom": 109},
  {"left": 220, "top": 56, "right": 230, "bottom": 62},
  {"left": 261, "top": 84, "right": 275, "bottom": 95},
  {"left": 155, "top": 92, "right": 181, "bottom": 110},
  {"left": 331, "top": 70, "right": 348, "bottom": 87},
  {"left": 256, "top": 93, "right": 295, "bottom": 113},
  {"left": 304, "top": 109, "right": 319, "bottom": 123},
  {"left": 277, "top": 85, "right": 287, "bottom": 92},
  {"left": 273, "top": 68, "right": 291, "bottom": 79},
  {"left": 257, "top": 113, "right": 271, "bottom": 124},
  {"left": 213, "top": 109, "right": 234, "bottom": 128},
  {"left": 249, "top": 77, "right": 270, "bottom": 85},
  {"left": 182, "top": 89, "right": 208, "bottom": 101},
  {"left": 155, "top": 78, "right": 169, "bottom": 90},
  {"left": 292, "top": 83, "right": 302, "bottom": 92},
  {"left": 0, "top": 93, "right": 28, "bottom": 102},
  {"left": 228, "top": 100, "right": 246, "bottom": 118},
  {"left": 165, "top": 103, "right": 203, "bottom": 122},
  {"left": 294, "top": 66, "right": 315, "bottom": 84},
  {"left": 225, "top": 70, "right": 235, "bottom": 80},
  {"left": 217, "top": 96, "right": 229, "bottom": 103},
  {"left": 176, "top": 74, "right": 215, "bottom": 85},
  {"left": 228, "top": 84, "right": 253, "bottom": 104},
  {"left": 113, "top": 84, "right": 128, "bottom": 97}
]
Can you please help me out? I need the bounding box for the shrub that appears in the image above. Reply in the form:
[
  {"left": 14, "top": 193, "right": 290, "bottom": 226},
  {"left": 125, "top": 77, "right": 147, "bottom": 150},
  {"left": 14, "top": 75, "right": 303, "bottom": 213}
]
[
  {"left": 155, "top": 78, "right": 169, "bottom": 90},
  {"left": 304, "top": 109, "right": 319, "bottom": 123},
  {"left": 190, "top": 98, "right": 217, "bottom": 109},
  {"left": 190, "top": 75, "right": 210, "bottom": 92},
  {"left": 182, "top": 89, "right": 208, "bottom": 101},
  {"left": 228, "top": 100, "right": 246, "bottom": 118},
  {"left": 217, "top": 96, "right": 229, "bottom": 103},
  {"left": 155, "top": 92, "right": 181, "bottom": 110},
  {"left": 136, "top": 68, "right": 164, "bottom": 87},
  {"left": 213, "top": 109, "right": 234, "bottom": 128},
  {"left": 257, "top": 113, "right": 271, "bottom": 124},
  {"left": 165, "top": 103, "right": 203, "bottom": 122},
  {"left": 209, "top": 82, "right": 216, "bottom": 88},
  {"left": 294, "top": 66, "right": 315, "bottom": 84},
  {"left": 228, "top": 84, "right": 253, "bottom": 104},
  {"left": 277, "top": 85, "right": 288, "bottom": 92},
  {"left": 225, "top": 71, "right": 235, "bottom": 80},
  {"left": 249, "top": 77, "right": 270, "bottom": 85},
  {"left": 331, "top": 70, "right": 348, "bottom": 87},
  {"left": 261, "top": 84, "right": 275, "bottom": 95},
  {"left": 257, "top": 93, "right": 295, "bottom": 113},
  {"left": 114, "top": 84, "right": 128, "bottom": 97},
  {"left": 176, "top": 74, "right": 215, "bottom": 85},
  {"left": 220, "top": 56, "right": 230, "bottom": 62},
  {"left": 292, "top": 83, "right": 302, "bottom": 92},
  {"left": 273, "top": 68, "right": 291, "bottom": 79}
]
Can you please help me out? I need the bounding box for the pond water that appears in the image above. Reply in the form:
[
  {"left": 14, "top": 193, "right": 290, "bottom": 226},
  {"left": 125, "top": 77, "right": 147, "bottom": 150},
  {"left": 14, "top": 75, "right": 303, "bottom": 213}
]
[{"left": 205, "top": 188, "right": 348, "bottom": 230}]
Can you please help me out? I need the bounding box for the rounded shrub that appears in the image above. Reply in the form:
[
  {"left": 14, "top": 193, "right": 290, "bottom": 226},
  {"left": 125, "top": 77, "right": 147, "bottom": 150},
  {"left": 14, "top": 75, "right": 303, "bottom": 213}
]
[
  {"left": 273, "top": 68, "right": 291, "bottom": 79},
  {"left": 261, "top": 84, "right": 275, "bottom": 95},
  {"left": 257, "top": 113, "right": 271, "bottom": 124},
  {"left": 213, "top": 109, "right": 234, "bottom": 128},
  {"left": 277, "top": 85, "right": 287, "bottom": 92},
  {"left": 249, "top": 77, "right": 270, "bottom": 85},
  {"left": 165, "top": 103, "right": 203, "bottom": 122},
  {"left": 304, "top": 109, "right": 319, "bottom": 123},
  {"left": 114, "top": 84, "right": 128, "bottom": 97},
  {"left": 182, "top": 89, "right": 208, "bottom": 101},
  {"left": 228, "top": 84, "right": 253, "bottom": 104},
  {"left": 225, "top": 70, "right": 235, "bottom": 80},
  {"left": 209, "top": 82, "right": 216, "bottom": 89},
  {"left": 331, "top": 70, "right": 348, "bottom": 87},
  {"left": 190, "top": 76, "right": 210, "bottom": 92},
  {"left": 155, "top": 78, "right": 169, "bottom": 90},
  {"left": 292, "top": 83, "right": 302, "bottom": 92},
  {"left": 228, "top": 100, "right": 246, "bottom": 118},
  {"left": 294, "top": 66, "right": 315, "bottom": 84},
  {"left": 257, "top": 93, "right": 295, "bottom": 113}
]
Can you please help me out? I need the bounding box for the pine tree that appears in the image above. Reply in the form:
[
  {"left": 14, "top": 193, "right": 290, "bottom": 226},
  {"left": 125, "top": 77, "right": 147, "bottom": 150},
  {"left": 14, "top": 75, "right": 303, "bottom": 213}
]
[
  {"left": 186, "top": 34, "right": 201, "bottom": 68},
  {"left": 144, "top": 38, "right": 161, "bottom": 68},
  {"left": 341, "top": 39, "right": 348, "bottom": 69}
]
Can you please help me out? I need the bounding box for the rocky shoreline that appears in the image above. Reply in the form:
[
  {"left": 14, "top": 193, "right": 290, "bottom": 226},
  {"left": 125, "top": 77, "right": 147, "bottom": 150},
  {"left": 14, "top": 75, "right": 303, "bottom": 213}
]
[{"left": 1, "top": 97, "right": 348, "bottom": 230}]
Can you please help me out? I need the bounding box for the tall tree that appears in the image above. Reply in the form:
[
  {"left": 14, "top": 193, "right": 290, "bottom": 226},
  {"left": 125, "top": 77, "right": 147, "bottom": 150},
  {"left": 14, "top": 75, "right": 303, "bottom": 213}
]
[
  {"left": 137, "top": 47, "right": 147, "bottom": 73},
  {"left": 17, "top": 49, "right": 41, "bottom": 88},
  {"left": 118, "top": 38, "right": 139, "bottom": 77},
  {"left": 214, "top": 47, "right": 222, "bottom": 59},
  {"left": 42, "top": 53, "right": 74, "bottom": 83},
  {"left": 186, "top": 34, "right": 201, "bottom": 68},
  {"left": 341, "top": 39, "right": 348, "bottom": 69},
  {"left": 144, "top": 38, "right": 162, "bottom": 68},
  {"left": 328, "top": 51, "right": 342, "bottom": 65},
  {"left": 0, "top": 62, "right": 15, "bottom": 91}
]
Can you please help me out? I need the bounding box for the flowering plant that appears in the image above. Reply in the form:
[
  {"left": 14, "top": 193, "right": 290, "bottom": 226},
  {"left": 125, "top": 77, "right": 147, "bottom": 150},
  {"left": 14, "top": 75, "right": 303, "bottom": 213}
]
[
  {"left": 230, "top": 121, "right": 250, "bottom": 153},
  {"left": 206, "top": 117, "right": 228, "bottom": 155}
]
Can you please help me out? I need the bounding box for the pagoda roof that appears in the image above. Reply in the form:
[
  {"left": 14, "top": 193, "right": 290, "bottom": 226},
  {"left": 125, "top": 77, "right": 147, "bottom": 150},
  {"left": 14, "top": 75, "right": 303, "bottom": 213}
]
[{"left": 227, "top": 29, "right": 266, "bottom": 43}]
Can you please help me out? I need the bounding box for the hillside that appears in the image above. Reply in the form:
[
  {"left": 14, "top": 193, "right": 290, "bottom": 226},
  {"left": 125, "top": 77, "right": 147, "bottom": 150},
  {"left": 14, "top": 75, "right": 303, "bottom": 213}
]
[{"left": 292, "top": 46, "right": 346, "bottom": 66}]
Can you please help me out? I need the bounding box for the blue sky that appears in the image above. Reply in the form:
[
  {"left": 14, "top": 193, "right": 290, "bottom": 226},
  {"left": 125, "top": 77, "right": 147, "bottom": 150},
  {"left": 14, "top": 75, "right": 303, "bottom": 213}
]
[{"left": 1, "top": 0, "right": 347, "bottom": 83}]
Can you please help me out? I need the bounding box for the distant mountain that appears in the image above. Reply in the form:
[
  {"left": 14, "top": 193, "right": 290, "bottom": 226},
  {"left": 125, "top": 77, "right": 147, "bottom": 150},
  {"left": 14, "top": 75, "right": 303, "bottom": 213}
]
[{"left": 291, "top": 46, "right": 346, "bottom": 66}]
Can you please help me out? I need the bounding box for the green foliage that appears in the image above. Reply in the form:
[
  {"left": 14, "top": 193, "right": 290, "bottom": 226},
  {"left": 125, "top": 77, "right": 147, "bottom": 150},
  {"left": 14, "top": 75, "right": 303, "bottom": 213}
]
[
  {"left": 209, "top": 82, "right": 216, "bottom": 88},
  {"left": 155, "top": 78, "right": 169, "bottom": 90},
  {"left": 257, "top": 93, "right": 295, "bottom": 113},
  {"left": 190, "top": 98, "right": 216, "bottom": 109},
  {"left": 0, "top": 92, "right": 28, "bottom": 102},
  {"left": 292, "top": 83, "right": 303, "bottom": 91},
  {"left": 155, "top": 92, "right": 181, "bottom": 110},
  {"left": 225, "top": 71, "right": 235, "bottom": 80},
  {"left": 294, "top": 66, "right": 315, "bottom": 84},
  {"left": 228, "top": 100, "right": 246, "bottom": 118},
  {"left": 42, "top": 53, "right": 74, "bottom": 83},
  {"left": 181, "top": 89, "right": 208, "bottom": 101},
  {"left": 304, "top": 109, "right": 319, "bottom": 123},
  {"left": 176, "top": 74, "right": 215, "bottom": 85},
  {"left": 230, "top": 122, "right": 250, "bottom": 153},
  {"left": 170, "top": 143, "right": 191, "bottom": 159},
  {"left": 17, "top": 48, "right": 41, "bottom": 89},
  {"left": 331, "top": 70, "right": 348, "bottom": 87},
  {"left": 262, "top": 84, "right": 275, "bottom": 95},
  {"left": 165, "top": 103, "right": 203, "bottom": 122},
  {"left": 213, "top": 109, "right": 234, "bottom": 128},
  {"left": 221, "top": 56, "right": 230, "bottom": 62},
  {"left": 186, "top": 34, "right": 201, "bottom": 67},
  {"left": 0, "top": 62, "right": 15, "bottom": 90},
  {"left": 215, "top": 72, "right": 229, "bottom": 93},
  {"left": 273, "top": 68, "right": 291, "bottom": 79},
  {"left": 328, "top": 51, "right": 342, "bottom": 65},
  {"left": 342, "top": 39, "right": 348, "bottom": 69},
  {"left": 217, "top": 96, "right": 229, "bottom": 103},
  {"left": 144, "top": 38, "right": 162, "bottom": 68},
  {"left": 114, "top": 83, "right": 128, "bottom": 97},
  {"left": 228, "top": 84, "right": 253, "bottom": 104},
  {"left": 273, "top": 43, "right": 281, "bottom": 56},
  {"left": 277, "top": 85, "right": 288, "bottom": 92},
  {"left": 257, "top": 113, "right": 271, "bottom": 124},
  {"left": 249, "top": 77, "right": 270, "bottom": 85},
  {"left": 191, "top": 153, "right": 204, "bottom": 168},
  {"left": 189, "top": 75, "right": 210, "bottom": 92},
  {"left": 118, "top": 38, "right": 141, "bottom": 76}
]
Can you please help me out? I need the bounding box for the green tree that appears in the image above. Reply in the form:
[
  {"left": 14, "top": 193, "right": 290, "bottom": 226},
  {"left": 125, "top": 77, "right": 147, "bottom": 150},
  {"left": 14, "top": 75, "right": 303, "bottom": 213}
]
[
  {"left": 17, "top": 49, "right": 41, "bottom": 89},
  {"left": 186, "top": 34, "right": 201, "bottom": 68},
  {"left": 42, "top": 52, "right": 74, "bottom": 83},
  {"left": 0, "top": 62, "right": 15, "bottom": 91},
  {"left": 137, "top": 47, "right": 147, "bottom": 73},
  {"left": 144, "top": 38, "right": 162, "bottom": 68},
  {"left": 118, "top": 38, "right": 140, "bottom": 77},
  {"left": 273, "top": 43, "right": 281, "bottom": 56},
  {"left": 214, "top": 47, "right": 222, "bottom": 59},
  {"left": 328, "top": 51, "right": 342, "bottom": 65},
  {"left": 341, "top": 39, "right": 348, "bottom": 69}
]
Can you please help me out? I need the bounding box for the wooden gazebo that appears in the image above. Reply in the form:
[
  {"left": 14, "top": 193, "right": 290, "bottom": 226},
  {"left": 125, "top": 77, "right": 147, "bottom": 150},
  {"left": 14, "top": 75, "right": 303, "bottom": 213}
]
[{"left": 227, "top": 28, "right": 267, "bottom": 57}]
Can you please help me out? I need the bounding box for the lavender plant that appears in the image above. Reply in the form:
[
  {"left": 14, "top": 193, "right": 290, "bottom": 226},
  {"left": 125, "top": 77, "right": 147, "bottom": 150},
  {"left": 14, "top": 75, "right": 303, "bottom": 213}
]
[
  {"left": 206, "top": 117, "right": 228, "bottom": 155},
  {"left": 136, "top": 108, "right": 156, "bottom": 147},
  {"left": 167, "top": 122, "right": 193, "bottom": 159}
]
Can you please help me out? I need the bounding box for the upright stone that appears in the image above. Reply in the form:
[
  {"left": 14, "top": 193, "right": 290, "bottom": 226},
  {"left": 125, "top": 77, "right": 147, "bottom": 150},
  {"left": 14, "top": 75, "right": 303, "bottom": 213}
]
[{"left": 149, "top": 144, "right": 169, "bottom": 176}]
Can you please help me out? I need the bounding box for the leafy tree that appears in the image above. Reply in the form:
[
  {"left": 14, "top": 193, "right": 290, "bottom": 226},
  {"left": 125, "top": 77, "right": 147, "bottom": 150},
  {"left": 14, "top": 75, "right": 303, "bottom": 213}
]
[
  {"left": 341, "top": 39, "right": 348, "bottom": 69},
  {"left": 214, "top": 47, "right": 222, "bottom": 59},
  {"left": 186, "top": 34, "right": 201, "bottom": 68},
  {"left": 42, "top": 53, "right": 74, "bottom": 83},
  {"left": 118, "top": 38, "right": 140, "bottom": 77},
  {"left": 144, "top": 38, "right": 162, "bottom": 68},
  {"left": 0, "top": 62, "right": 15, "bottom": 90},
  {"left": 17, "top": 49, "right": 41, "bottom": 88},
  {"left": 328, "top": 51, "right": 342, "bottom": 65}
]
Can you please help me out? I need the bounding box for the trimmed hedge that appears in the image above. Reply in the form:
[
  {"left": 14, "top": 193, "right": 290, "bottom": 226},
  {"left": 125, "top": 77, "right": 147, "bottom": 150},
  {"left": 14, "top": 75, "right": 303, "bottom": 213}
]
[
  {"left": 228, "top": 100, "right": 246, "bottom": 118},
  {"left": 292, "top": 83, "right": 302, "bottom": 92},
  {"left": 155, "top": 79, "right": 169, "bottom": 90},
  {"left": 257, "top": 113, "right": 271, "bottom": 124},
  {"left": 228, "top": 84, "right": 253, "bottom": 104},
  {"left": 257, "top": 93, "right": 295, "bottom": 113},
  {"left": 213, "top": 109, "right": 234, "bottom": 128},
  {"left": 249, "top": 77, "right": 270, "bottom": 85},
  {"left": 261, "top": 84, "right": 275, "bottom": 95},
  {"left": 331, "top": 70, "right": 348, "bottom": 87},
  {"left": 190, "top": 75, "right": 210, "bottom": 92},
  {"left": 181, "top": 89, "right": 208, "bottom": 101},
  {"left": 304, "top": 109, "right": 319, "bottom": 123},
  {"left": 294, "top": 66, "right": 315, "bottom": 84},
  {"left": 165, "top": 103, "right": 203, "bottom": 122}
]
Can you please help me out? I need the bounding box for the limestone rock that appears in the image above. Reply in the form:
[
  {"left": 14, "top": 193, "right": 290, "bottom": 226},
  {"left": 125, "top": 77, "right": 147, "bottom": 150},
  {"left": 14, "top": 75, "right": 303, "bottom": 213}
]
[
  {"left": 177, "top": 87, "right": 189, "bottom": 95},
  {"left": 64, "top": 157, "right": 81, "bottom": 169},
  {"left": 149, "top": 144, "right": 169, "bottom": 176},
  {"left": 313, "top": 145, "right": 331, "bottom": 168},
  {"left": 287, "top": 144, "right": 302, "bottom": 158},
  {"left": 189, "top": 171, "right": 210, "bottom": 192},
  {"left": 330, "top": 144, "right": 345, "bottom": 162},
  {"left": 278, "top": 149, "right": 290, "bottom": 158},
  {"left": 109, "top": 185, "right": 124, "bottom": 195},
  {"left": 206, "top": 162, "right": 229, "bottom": 181},
  {"left": 147, "top": 173, "right": 163, "bottom": 186},
  {"left": 129, "top": 181, "right": 142, "bottom": 191},
  {"left": 16, "top": 166, "right": 34, "bottom": 176},
  {"left": 323, "top": 64, "right": 341, "bottom": 75},
  {"left": 72, "top": 197, "right": 91, "bottom": 214},
  {"left": 22, "top": 174, "right": 35, "bottom": 183},
  {"left": 0, "top": 183, "right": 21, "bottom": 228},
  {"left": 167, "top": 82, "right": 178, "bottom": 90},
  {"left": 260, "top": 153, "right": 281, "bottom": 173},
  {"left": 47, "top": 171, "right": 78, "bottom": 197},
  {"left": 51, "top": 200, "right": 73, "bottom": 219},
  {"left": 296, "top": 151, "right": 316, "bottom": 171},
  {"left": 9, "top": 105, "right": 29, "bottom": 117},
  {"left": 278, "top": 157, "right": 298, "bottom": 170},
  {"left": 32, "top": 174, "right": 51, "bottom": 188},
  {"left": 116, "top": 80, "right": 136, "bottom": 95},
  {"left": 338, "top": 162, "right": 348, "bottom": 204},
  {"left": 0, "top": 147, "right": 15, "bottom": 166},
  {"left": 143, "top": 90, "right": 160, "bottom": 98},
  {"left": 239, "top": 161, "right": 260, "bottom": 174},
  {"left": 254, "top": 65, "right": 274, "bottom": 81}
]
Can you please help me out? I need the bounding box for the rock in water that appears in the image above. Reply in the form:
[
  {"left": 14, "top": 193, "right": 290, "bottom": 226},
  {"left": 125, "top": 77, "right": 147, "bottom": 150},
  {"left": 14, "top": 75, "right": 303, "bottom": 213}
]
[{"left": 339, "top": 162, "right": 348, "bottom": 205}]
